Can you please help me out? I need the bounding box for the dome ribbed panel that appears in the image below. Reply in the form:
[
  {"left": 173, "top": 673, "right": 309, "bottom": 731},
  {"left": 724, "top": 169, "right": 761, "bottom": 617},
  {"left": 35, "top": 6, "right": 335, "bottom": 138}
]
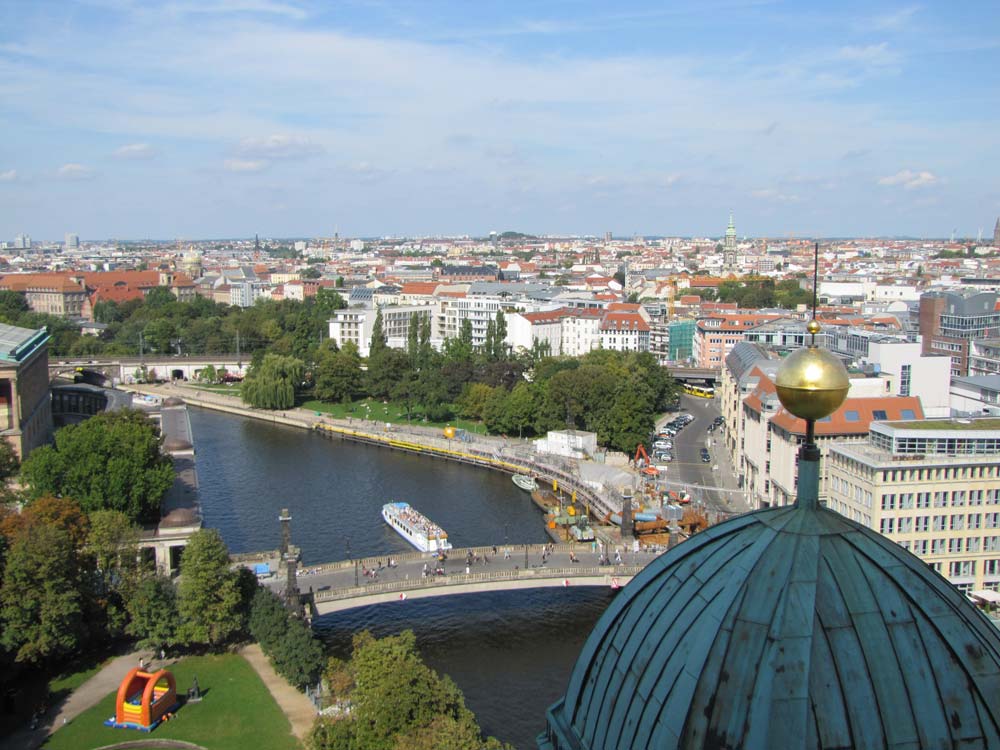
[{"left": 543, "top": 505, "right": 1000, "bottom": 750}]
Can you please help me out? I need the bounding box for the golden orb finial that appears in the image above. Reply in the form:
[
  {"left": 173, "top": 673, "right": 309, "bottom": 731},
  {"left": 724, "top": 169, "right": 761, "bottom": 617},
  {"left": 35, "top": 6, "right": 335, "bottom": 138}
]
[
  {"left": 775, "top": 346, "right": 850, "bottom": 421},
  {"left": 806, "top": 319, "right": 821, "bottom": 336}
]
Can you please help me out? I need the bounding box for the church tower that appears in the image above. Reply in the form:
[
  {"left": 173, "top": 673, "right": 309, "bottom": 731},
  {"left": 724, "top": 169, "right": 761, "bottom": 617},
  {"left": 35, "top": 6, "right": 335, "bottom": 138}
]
[
  {"left": 723, "top": 212, "right": 737, "bottom": 271},
  {"left": 993, "top": 216, "right": 1000, "bottom": 247}
]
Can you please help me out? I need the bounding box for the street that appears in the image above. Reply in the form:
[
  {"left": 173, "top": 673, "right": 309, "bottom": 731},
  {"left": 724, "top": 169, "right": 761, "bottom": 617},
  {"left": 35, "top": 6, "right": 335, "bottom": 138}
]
[{"left": 658, "top": 394, "right": 749, "bottom": 516}]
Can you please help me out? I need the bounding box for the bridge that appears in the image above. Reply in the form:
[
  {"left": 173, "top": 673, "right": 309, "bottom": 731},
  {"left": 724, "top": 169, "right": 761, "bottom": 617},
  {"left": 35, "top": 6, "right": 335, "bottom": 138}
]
[
  {"left": 666, "top": 366, "right": 719, "bottom": 384},
  {"left": 245, "top": 543, "right": 655, "bottom": 616}
]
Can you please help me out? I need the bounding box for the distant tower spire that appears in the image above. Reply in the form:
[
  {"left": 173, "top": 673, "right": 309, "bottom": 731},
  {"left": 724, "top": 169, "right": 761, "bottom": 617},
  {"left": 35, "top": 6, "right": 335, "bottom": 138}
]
[
  {"left": 994, "top": 217, "right": 1000, "bottom": 248},
  {"left": 723, "top": 211, "right": 737, "bottom": 272}
]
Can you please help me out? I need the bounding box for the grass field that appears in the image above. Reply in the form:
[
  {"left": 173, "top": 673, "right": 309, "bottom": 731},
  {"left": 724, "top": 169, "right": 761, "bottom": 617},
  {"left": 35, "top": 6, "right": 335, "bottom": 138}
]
[
  {"left": 43, "top": 654, "right": 299, "bottom": 750},
  {"left": 299, "top": 397, "right": 484, "bottom": 434}
]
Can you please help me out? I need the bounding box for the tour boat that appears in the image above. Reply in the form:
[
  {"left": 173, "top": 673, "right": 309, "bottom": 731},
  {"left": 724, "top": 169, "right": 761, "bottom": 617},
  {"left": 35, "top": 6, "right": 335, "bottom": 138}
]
[
  {"left": 381, "top": 502, "right": 453, "bottom": 553},
  {"left": 512, "top": 474, "right": 538, "bottom": 492}
]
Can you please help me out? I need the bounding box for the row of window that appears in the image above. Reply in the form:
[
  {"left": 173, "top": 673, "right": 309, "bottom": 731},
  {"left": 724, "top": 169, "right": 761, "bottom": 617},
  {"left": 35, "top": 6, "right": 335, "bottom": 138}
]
[
  {"left": 880, "top": 489, "right": 999, "bottom": 510},
  {"left": 898, "top": 537, "right": 1000, "bottom": 557},
  {"left": 880, "top": 513, "right": 1000, "bottom": 534}
]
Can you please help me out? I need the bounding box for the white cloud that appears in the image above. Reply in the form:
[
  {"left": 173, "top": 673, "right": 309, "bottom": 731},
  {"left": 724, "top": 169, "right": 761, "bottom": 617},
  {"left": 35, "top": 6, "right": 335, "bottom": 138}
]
[
  {"left": 751, "top": 188, "right": 801, "bottom": 203},
  {"left": 223, "top": 158, "right": 267, "bottom": 173},
  {"left": 56, "top": 163, "right": 94, "bottom": 180},
  {"left": 877, "top": 169, "right": 938, "bottom": 190},
  {"left": 238, "top": 134, "right": 323, "bottom": 159},
  {"left": 836, "top": 42, "right": 899, "bottom": 68},
  {"left": 114, "top": 142, "right": 155, "bottom": 159},
  {"left": 867, "top": 6, "right": 919, "bottom": 32},
  {"left": 161, "top": 1, "right": 307, "bottom": 20},
  {"left": 0, "top": 169, "right": 16, "bottom": 182}
]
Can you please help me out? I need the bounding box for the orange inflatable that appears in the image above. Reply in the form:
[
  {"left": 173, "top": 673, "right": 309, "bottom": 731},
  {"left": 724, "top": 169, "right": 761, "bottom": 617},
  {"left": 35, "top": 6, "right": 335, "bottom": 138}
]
[{"left": 106, "top": 668, "right": 178, "bottom": 731}]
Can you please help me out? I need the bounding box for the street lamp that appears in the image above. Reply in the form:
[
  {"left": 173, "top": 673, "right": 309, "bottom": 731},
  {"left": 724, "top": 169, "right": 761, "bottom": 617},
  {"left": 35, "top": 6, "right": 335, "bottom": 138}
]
[{"left": 525, "top": 544, "right": 529, "bottom": 569}]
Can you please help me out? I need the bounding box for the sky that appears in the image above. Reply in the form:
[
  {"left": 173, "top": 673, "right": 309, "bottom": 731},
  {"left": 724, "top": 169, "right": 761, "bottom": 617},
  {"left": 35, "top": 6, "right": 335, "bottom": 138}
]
[{"left": 1, "top": 0, "right": 998, "bottom": 241}]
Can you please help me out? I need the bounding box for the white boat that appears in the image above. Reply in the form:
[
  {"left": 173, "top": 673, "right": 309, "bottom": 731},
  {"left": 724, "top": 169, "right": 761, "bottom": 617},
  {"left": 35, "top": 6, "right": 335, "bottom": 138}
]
[
  {"left": 512, "top": 474, "right": 537, "bottom": 492},
  {"left": 381, "top": 502, "right": 453, "bottom": 553}
]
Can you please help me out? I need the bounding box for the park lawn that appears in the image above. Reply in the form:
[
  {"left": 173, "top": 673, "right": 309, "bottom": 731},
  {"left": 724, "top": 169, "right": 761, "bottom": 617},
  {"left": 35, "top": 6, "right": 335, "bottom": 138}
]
[
  {"left": 43, "top": 653, "right": 299, "bottom": 750},
  {"left": 300, "top": 397, "right": 484, "bottom": 434},
  {"left": 189, "top": 383, "right": 243, "bottom": 395}
]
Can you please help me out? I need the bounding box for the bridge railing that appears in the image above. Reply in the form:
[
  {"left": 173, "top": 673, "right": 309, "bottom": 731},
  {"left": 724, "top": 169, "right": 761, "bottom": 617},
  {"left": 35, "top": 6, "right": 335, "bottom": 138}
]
[{"left": 311, "top": 564, "right": 645, "bottom": 603}]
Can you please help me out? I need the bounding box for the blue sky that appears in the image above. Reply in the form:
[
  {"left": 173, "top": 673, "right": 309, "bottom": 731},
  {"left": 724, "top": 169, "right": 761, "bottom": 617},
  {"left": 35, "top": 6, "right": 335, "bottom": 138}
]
[{"left": 1, "top": 0, "right": 998, "bottom": 240}]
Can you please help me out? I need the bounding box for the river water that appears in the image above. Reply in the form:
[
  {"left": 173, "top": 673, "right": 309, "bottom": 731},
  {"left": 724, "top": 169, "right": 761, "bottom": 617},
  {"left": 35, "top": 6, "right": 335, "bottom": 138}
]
[{"left": 189, "top": 407, "right": 613, "bottom": 749}]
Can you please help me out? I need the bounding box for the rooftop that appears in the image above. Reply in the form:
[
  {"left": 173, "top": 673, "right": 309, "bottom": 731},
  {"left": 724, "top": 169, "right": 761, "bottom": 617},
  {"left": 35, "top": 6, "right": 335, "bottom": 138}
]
[
  {"left": 0, "top": 323, "right": 49, "bottom": 365},
  {"left": 883, "top": 417, "right": 1000, "bottom": 431}
]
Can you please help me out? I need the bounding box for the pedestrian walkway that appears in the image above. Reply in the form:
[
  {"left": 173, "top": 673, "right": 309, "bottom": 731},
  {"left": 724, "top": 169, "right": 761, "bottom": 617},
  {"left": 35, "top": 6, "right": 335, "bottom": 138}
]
[
  {"left": 239, "top": 643, "right": 317, "bottom": 740},
  {"left": 0, "top": 649, "right": 150, "bottom": 750}
]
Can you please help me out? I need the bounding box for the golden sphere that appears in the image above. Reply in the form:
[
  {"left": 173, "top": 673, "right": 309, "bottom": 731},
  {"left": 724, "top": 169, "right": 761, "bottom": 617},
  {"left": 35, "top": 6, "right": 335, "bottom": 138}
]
[
  {"left": 806, "top": 319, "right": 822, "bottom": 335},
  {"left": 775, "top": 346, "right": 850, "bottom": 421},
  {"left": 443, "top": 426, "right": 456, "bottom": 439}
]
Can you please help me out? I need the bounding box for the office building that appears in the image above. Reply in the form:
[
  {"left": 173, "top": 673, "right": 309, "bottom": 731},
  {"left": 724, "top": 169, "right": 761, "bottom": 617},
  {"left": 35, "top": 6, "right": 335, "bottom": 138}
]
[{"left": 919, "top": 291, "right": 1000, "bottom": 376}]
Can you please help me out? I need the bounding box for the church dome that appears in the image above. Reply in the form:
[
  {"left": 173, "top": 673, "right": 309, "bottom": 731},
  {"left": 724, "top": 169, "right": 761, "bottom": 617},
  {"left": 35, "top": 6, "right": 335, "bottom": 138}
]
[{"left": 540, "top": 504, "right": 1000, "bottom": 749}]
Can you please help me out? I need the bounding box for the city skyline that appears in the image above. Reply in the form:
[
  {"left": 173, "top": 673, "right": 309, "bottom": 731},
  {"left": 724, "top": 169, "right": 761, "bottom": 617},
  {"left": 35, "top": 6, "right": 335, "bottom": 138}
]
[{"left": 1, "top": 1, "right": 998, "bottom": 239}]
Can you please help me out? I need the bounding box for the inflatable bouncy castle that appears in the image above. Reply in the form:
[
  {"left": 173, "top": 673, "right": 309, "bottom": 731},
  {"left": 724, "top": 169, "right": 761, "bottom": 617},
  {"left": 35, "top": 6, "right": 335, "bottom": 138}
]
[{"left": 104, "top": 668, "right": 178, "bottom": 731}]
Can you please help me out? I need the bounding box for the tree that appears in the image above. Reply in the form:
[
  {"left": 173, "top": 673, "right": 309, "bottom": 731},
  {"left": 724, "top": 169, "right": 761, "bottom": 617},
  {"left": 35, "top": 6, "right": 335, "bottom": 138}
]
[
  {"left": 0, "top": 523, "right": 85, "bottom": 662},
  {"left": 242, "top": 353, "right": 305, "bottom": 410},
  {"left": 332, "top": 630, "right": 507, "bottom": 750},
  {"left": 366, "top": 348, "right": 409, "bottom": 401},
  {"left": 315, "top": 342, "right": 363, "bottom": 403},
  {"left": 125, "top": 575, "right": 180, "bottom": 652},
  {"left": 456, "top": 383, "right": 495, "bottom": 421},
  {"left": 20, "top": 410, "right": 174, "bottom": 523},
  {"left": 176, "top": 529, "right": 243, "bottom": 648},
  {"left": 369, "top": 309, "right": 387, "bottom": 357},
  {"left": 87, "top": 509, "right": 142, "bottom": 636},
  {"left": 1, "top": 495, "right": 90, "bottom": 550},
  {"left": 198, "top": 364, "right": 218, "bottom": 384},
  {"left": 0, "top": 290, "right": 28, "bottom": 323},
  {"left": 302, "top": 267, "right": 322, "bottom": 280},
  {"left": 249, "top": 587, "right": 323, "bottom": 689}
]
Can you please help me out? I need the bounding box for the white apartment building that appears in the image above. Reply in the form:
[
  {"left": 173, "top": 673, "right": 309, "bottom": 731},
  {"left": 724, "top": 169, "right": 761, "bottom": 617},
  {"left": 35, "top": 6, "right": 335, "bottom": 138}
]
[
  {"left": 858, "top": 340, "right": 951, "bottom": 418},
  {"left": 599, "top": 312, "right": 650, "bottom": 352},
  {"left": 229, "top": 281, "right": 269, "bottom": 308},
  {"left": 827, "top": 419, "right": 1000, "bottom": 593},
  {"left": 328, "top": 304, "right": 434, "bottom": 357}
]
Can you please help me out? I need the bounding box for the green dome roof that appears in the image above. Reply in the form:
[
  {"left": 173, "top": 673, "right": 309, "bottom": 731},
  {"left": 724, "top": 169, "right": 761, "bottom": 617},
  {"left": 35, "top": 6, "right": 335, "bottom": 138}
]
[{"left": 540, "top": 504, "right": 1000, "bottom": 749}]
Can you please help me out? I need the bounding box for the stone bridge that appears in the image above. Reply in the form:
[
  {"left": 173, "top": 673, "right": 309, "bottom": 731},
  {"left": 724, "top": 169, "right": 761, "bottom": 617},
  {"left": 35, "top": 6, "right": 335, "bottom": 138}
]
[{"left": 248, "top": 543, "right": 657, "bottom": 616}]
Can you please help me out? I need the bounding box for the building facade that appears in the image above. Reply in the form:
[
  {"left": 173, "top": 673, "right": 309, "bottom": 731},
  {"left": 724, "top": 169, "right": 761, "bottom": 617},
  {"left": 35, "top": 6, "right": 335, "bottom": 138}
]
[
  {"left": 827, "top": 419, "right": 1000, "bottom": 593},
  {"left": 0, "top": 323, "right": 53, "bottom": 458},
  {"left": 919, "top": 291, "right": 1000, "bottom": 376}
]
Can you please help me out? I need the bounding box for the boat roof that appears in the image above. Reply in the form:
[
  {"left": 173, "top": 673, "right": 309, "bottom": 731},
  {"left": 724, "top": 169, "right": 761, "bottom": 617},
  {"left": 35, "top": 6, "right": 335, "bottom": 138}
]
[{"left": 387, "top": 501, "right": 410, "bottom": 509}]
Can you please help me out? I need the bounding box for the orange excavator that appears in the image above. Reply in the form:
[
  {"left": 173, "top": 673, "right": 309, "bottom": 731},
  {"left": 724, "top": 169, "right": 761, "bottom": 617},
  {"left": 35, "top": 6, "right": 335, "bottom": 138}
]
[{"left": 634, "top": 445, "right": 659, "bottom": 477}]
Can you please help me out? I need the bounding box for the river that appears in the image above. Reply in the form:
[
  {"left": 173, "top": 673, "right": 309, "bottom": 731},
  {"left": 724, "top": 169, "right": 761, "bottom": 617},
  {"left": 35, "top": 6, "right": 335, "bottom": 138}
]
[{"left": 188, "top": 406, "right": 613, "bottom": 749}]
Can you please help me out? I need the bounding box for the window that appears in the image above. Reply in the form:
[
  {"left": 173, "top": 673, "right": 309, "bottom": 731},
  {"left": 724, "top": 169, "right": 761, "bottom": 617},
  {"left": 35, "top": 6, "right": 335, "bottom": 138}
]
[
  {"left": 900, "top": 364, "right": 911, "bottom": 397},
  {"left": 913, "top": 539, "right": 929, "bottom": 555},
  {"left": 985, "top": 536, "right": 1000, "bottom": 552},
  {"left": 952, "top": 491, "right": 967, "bottom": 507},
  {"left": 898, "top": 517, "right": 913, "bottom": 533},
  {"left": 950, "top": 515, "right": 965, "bottom": 531},
  {"left": 967, "top": 537, "right": 981, "bottom": 553},
  {"left": 901, "top": 408, "right": 916, "bottom": 420},
  {"left": 949, "top": 538, "right": 963, "bottom": 553},
  {"left": 915, "top": 516, "right": 930, "bottom": 533},
  {"left": 987, "top": 513, "right": 1000, "bottom": 529},
  {"left": 844, "top": 410, "right": 860, "bottom": 422},
  {"left": 933, "top": 515, "right": 947, "bottom": 532},
  {"left": 880, "top": 518, "right": 895, "bottom": 534},
  {"left": 949, "top": 560, "right": 974, "bottom": 578},
  {"left": 968, "top": 513, "right": 982, "bottom": 530},
  {"left": 917, "top": 492, "right": 931, "bottom": 509},
  {"left": 932, "top": 539, "right": 946, "bottom": 554},
  {"left": 872, "top": 409, "right": 887, "bottom": 420}
]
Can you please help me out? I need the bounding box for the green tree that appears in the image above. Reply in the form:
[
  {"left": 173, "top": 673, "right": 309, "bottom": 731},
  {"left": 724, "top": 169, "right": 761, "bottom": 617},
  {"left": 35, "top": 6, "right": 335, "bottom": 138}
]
[
  {"left": 270, "top": 615, "right": 324, "bottom": 689},
  {"left": 366, "top": 348, "right": 409, "bottom": 401},
  {"left": 125, "top": 575, "right": 180, "bottom": 652},
  {"left": 369, "top": 308, "right": 387, "bottom": 357},
  {"left": 242, "top": 353, "right": 305, "bottom": 410},
  {"left": 198, "top": 364, "right": 218, "bottom": 383},
  {"left": 0, "top": 290, "right": 28, "bottom": 323},
  {"left": 0, "top": 523, "right": 85, "bottom": 662},
  {"left": 456, "top": 383, "right": 495, "bottom": 421},
  {"left": 315, "top": 342, "right": 363, "bottom": 403},
  {"left": 87, "top": 509, "right": 142, "bottom": 636},
  {"left": 20, "top": 410, "right": 174, "bottom": 522},
  {"left": 249, "top": 587, "right": 289, "bottom": 651},
  {"left": 302, "top": 267, "right": 322, "bottom": 279},
  {"left": 143, "top": 286, "right": 176, "bottom": 308},
  {"left": 176, "top": 529, "right": 243, "bottom": 648},
  {"left": 326, "top": 630, "right": 508, "bottom": 750}
]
